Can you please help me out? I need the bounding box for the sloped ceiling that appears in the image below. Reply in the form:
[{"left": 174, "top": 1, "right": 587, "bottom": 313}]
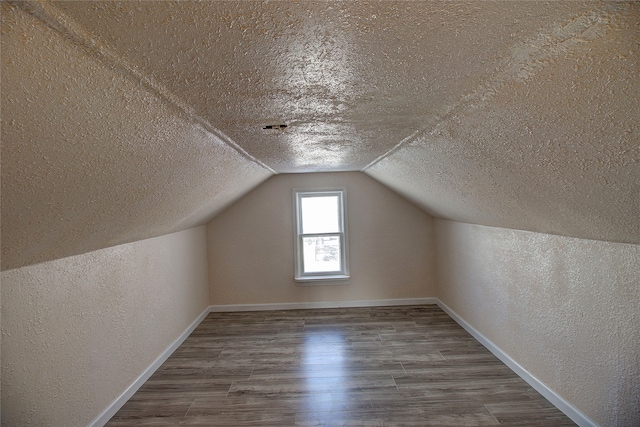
[{"left": 2, "top": 1, "right": 638, "bottom": 270}]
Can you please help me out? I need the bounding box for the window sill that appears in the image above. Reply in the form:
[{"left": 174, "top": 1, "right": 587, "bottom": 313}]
[{"left": 295, "top": 275, "right": 350, "bottom": 286}]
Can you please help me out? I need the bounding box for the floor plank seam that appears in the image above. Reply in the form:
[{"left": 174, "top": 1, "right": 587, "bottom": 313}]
[
  {"left": 483, "top": 403, "right": 502, "bottom": 425},
  {"left": 183, "top": 398, "right": 196, "bottom": 418},
  {"left": 104, "top": 305, "right": 578, "bottom": 426},
  {"left": 436, "top": 348, "right": 447, "bottom": 360},
  {"left": 225, "top": 382, "right": 233, "bottom": 398}
]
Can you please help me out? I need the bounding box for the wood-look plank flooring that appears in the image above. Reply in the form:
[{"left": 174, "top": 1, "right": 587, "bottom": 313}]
[{"left": 106, "top": 305, "right": 576, "bottom": 426}]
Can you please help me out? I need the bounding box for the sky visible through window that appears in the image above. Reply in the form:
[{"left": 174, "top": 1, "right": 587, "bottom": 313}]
[{"left": 301, "top": 196, "right": 339, "bottom": 234}]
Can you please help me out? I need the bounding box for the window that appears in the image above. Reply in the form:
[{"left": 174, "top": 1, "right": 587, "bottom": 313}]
[{"left": 294, "top": 189, "right": 349, "bottom": 283}]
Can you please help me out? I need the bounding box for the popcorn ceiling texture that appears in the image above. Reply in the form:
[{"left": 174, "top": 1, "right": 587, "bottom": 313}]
[
  {"left": 435, "top": 220, "right": 640, "bottom": 427},
  {"left": 366, "top": 2, "right": 639, "bottom": 245},
  {"left": 51, "top": 0, "right": 598, "bottom": 173},
  {"left": 2, "top": 1, "right": 638, "bottom": 272},
  {"left": 1, "top": 227, "right": 210, "bottom": 427},
  {"left": 1, "top": 3, "right": 272, "bottom": 271}
]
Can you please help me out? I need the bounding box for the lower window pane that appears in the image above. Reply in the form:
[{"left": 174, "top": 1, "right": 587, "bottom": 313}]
[{"left": 302, "top": 236, "right": 341, "bottom": 273}]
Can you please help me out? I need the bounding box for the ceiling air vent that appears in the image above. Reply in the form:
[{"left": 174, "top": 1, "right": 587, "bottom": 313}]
[{"left": 263, "top": 124, "right": 287, "bottom": 130}]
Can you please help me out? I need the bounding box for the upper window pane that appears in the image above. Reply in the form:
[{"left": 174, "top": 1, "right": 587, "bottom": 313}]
[{"left": 300, "top": 195, "right": 340, "bottom": 234}]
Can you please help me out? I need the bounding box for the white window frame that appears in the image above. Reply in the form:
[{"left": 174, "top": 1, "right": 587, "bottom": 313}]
[{"left": 294, "top": 188, "right": 350, "bottom": 284}]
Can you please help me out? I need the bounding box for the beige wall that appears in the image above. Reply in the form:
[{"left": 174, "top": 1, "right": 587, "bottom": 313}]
[
  {"left": 435, "top": 220, "right": 640, "bottom": 427},
  {"left": 1, "top": 226, "right": 210, "bottom": 427},
  {"left": 207, "top": 172, "right": 436, "bottom": 305}
]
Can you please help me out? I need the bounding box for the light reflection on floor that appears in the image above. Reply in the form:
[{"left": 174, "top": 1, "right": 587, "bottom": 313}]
[{"left": 302, "top": 331, "right": 349, "bottom": 424}]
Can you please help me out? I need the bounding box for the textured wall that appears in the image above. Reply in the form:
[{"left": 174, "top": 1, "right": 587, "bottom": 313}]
[
  {"left": 1, "top": 226, "right": 210, "bottom": 427},
  {"left": 207, "top": 172, "right": 435, "bottom": 305},
  {"left": 435, "top": 220, "right": 640, "bottom": 427},
  {"left": 1, "top": 3, "right": 272, "bottom": 271}
]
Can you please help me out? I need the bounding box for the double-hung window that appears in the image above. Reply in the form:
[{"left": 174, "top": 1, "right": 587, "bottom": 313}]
[{"left": 294, "top": 189, "right": 349, "bottom": 283}]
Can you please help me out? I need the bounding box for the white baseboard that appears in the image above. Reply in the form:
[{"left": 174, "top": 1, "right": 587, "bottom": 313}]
[
  {"left": 87, "top": 306, "right": 212, "bottom": 427},
  {"left": 88, "top": 298, "right": 434, "bottom": 425},
  {"left": 90, "top": 299, "right": 595, "bottom": 427},
  {"left": 436, "top": 300, "right": 599, "bottom": 427},
  {"left": 209, "top": 297, "right": 437, "bottom": 312}
]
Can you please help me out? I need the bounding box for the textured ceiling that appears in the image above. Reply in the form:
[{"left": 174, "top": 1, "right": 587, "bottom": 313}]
[
  {"left": 2, "top": 1, "right": 639, "bottom": 270},
  {"left": 367, "top": 1, "right": 640, "bottom": 244},
  {"left": 52, "top": 0, "right": 599, "bottom": 172}
]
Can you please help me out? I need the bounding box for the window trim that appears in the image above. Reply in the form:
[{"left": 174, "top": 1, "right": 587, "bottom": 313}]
[{"left": 293, "top": 188, "right": 350, "bottom": 284}]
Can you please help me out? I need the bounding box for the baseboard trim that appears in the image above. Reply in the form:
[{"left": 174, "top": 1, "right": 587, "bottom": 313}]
[
  {"left": 209, "top": 297, "right": 437, "bottom": 312},
  {"left": 89, "top": 299, "right": 595, "bottom": 427},
  {"left": 88, "top": 305, "right": 212, "bottom": 427},
  {"left": 436, "top": 300, "right": 599, "bottom": 427},
  {"left": 89, "top": 298, "right": 435, "bottom": 425}
]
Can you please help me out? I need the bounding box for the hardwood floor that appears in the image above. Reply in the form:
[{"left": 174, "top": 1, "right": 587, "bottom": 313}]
[{"left": 106, "top": 305, "right": 576, "bottom": 426}]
